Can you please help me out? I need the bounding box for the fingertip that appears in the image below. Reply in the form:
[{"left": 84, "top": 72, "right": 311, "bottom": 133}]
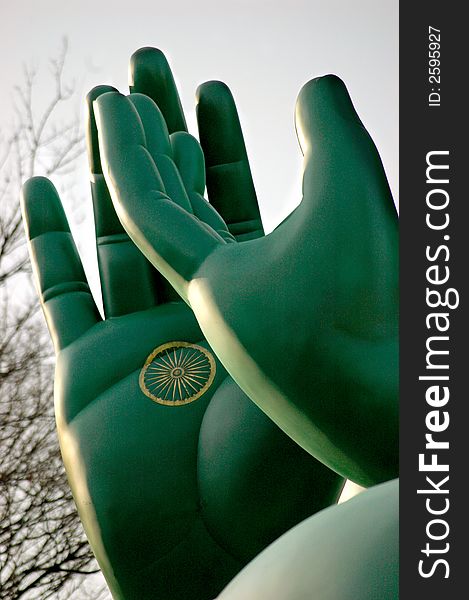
[
  {"left": 93, "top": 89, "right": 125, "bottom": 113},
  {"left": 195, "top": 80, "right": 231, "bottom": 105},
  {"left": 129, "top": 47, "right": 168, "bottom": 87},
  {"left": 295, "top": 74, "right": 362, "bottom": 154},
  {"left": 86, "top": 85, "right": 119, "bottom": 174},
  {"left": 196, "top": 80, "right": 246, "bottom": 166},
  {"left": 129, "top": 46, "right": 186, "bottom": 133},
  {"left": 93, "top": 90, "right": 122, "bottom": 147},
  {"left": 128, "top": 93, "right": 171, "bottom": 156},
  {"left": 170, "top": 131, "right": 206, "bottom": 194},
  {"left": 93, "top": 91, "right": 146, "bottom": 157},
  {"left": 297, "top": 74, "right": 348, "bottom": 103},
  {"left": 86, "top": 84, "right": 119, "bottom": 108},
  {"left": 21, "top": 177, "right": 69, "bottom": 241}
]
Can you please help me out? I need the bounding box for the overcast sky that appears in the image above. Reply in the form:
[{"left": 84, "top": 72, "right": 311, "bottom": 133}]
[{"left": 1, "top": 0, "right": 398, "bottom": 302}]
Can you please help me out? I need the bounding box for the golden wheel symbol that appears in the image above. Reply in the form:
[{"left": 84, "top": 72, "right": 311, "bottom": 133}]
[{"left": 139, "top": 341, "right": 216, "bottom": 406}]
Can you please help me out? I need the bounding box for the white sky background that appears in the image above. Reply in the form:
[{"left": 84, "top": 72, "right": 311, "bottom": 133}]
[{"left": 0, "top": 1, "right": 397, "bottom": 592}]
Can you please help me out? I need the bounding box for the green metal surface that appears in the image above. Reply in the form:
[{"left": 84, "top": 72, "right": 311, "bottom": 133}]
[
  {"left": 94, "top": 52, "right": 399, "bottom": 488},
  {"left": 20, "top": 49, "right": 345, "bottom": 600},
  {"left": 218, "top": 478, "right": 399, "bottom": 600}
]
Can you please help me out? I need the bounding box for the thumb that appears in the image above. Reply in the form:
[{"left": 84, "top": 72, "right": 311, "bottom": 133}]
[{"left": 295, "top": 74, "right": 366, "bottom": 158}]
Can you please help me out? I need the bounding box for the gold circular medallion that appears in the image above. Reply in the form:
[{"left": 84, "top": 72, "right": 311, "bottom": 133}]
[{"left": 139, "top": 341, "right": 216, "bottom": 406}]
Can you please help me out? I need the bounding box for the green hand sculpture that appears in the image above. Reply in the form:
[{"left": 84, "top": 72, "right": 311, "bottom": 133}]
[
  {"left": 218, "top": 478, "right": 398, "bottom": 600},
  {"left": 94, "top": 64, "right": 399, "bottom": 488},
  {"left": 20, "top": 49, "right": 344, "bottom": 600}
]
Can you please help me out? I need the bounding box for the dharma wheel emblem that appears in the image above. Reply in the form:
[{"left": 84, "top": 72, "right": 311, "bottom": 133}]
[{"left": 139, "top": 341, "right": 216, "bottom": 406}]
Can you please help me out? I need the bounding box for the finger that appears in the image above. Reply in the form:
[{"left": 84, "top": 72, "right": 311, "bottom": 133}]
[
  {"left": 295, "top": 75, "right": 397, "bottom": 215},
  {"left": 129, "top": 47, "right": 187, "bottom": 134},
  {"left": 127, "top": 96, "right": 234, "bottom": 241},
  {"left": 294, "top": 75, "right": 398, "bottom": 322},
  {"left": 94, "top": 92, "right": 226, "bottom": 302},
  {"left": 169, "top": 131, "right": 205, "bottom": 196},
  {"left": 86, "top": 86, "right": 159, "bottom": 317},
  {"left": 190, "top": 194, "right": 236, "bottom": 244},
  {"left": 196, "top": 81, "right": 263, "bottom": 241},
  {"left": 170, "top": 131, "right": 235, "bottom": 242},
  {"left": 128, "top": 94, "right": 193, "bottom": 213},
  {"left": 295, "top": 75, "right": 380, "bottom": 167},
  {"left": 21, "top": 177, "right": 101, "bottom": 353}
]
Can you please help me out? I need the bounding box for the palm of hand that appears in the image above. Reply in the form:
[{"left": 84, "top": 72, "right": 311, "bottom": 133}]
[
  {"left": 54, "top": 303, "right": 342, "bottom": 599},
  {"left": 55, "top": 302, "right": 214, "bottom": 597}
]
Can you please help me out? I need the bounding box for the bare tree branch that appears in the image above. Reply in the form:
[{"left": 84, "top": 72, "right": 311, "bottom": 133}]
[{"left": 0, "top": 39, "right": 111, "bottom": 600}]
